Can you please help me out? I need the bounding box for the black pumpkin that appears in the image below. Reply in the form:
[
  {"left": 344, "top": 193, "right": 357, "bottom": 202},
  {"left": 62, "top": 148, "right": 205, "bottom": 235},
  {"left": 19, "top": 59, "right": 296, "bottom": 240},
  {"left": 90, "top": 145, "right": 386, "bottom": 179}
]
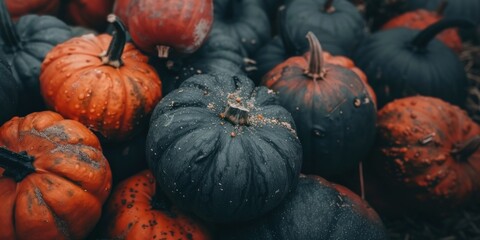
[
  {"left": 213, "top": 0, "right": 271, "bottom": 55},
  {"left": 0, "top": 54, "right": 19, "bottom": 125},
  {"left": 217, "top": 175, "right": 388, "bottom": 240},
  {"left": 262, "top": 33, "right": 376, "bottom": 177},
  {"left": 250, "top": 36, "right": 289, "bottom": 85},
  {"left": 279, "top": 0, "right": 365, "bottom": 56},
  {"left": 146, "top": 73, "right": 302, "bottom": 223},
  {"left": 406, "top": 0, "right": 480, "bottom": 24},
  {"left": 0, "top": 0, "right": 72, "bottom": 114},
  {"left": 354, "top": 18, "right": 474, "bottom": 108}
]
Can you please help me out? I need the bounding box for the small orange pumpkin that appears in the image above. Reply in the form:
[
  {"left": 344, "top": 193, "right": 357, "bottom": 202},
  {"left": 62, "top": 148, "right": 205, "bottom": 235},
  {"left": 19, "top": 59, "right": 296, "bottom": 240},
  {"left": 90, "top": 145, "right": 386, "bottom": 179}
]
[
  {"left": 40, "top": 15, "right": 162, "bottom": 142},
  {"left": 381, "top": 1, "right": 462, "bottom": 52},
  {"left": 0, "top": 111, "right": 112, "bottom": 240},
  {"left": 102, "top": 170, "right": 211, "bottom": 239}
]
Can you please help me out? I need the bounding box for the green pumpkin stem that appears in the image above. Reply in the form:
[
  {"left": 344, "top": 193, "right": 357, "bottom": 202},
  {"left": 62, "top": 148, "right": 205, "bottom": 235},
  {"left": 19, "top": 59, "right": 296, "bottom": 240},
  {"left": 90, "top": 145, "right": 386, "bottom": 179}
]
[
  {"left": 222, "top": 103, "right": 249, "bottom": 126},
  {"left": 324, "top": 0, "right": 335, "bottom": 13},
  {"left": 0, "top": 147, "right": 35, "bottom": 182},
  {"left": 436, "top": 1, "right": 448, "bottom": 16},
  {"left": 0, "top": 0, "right": 22, "bottom": 51},
  {"left": 451, "top": 135, "right": 480, "bottom": 162},
  {"left": 100, "top": 14, "right": 127, "bottom": 68},
  {"left": 305, "top": 32, "right": 325, "bottom": 81},
  {"left": 410, "top": 18, "right": 475, "bottom": 50}
]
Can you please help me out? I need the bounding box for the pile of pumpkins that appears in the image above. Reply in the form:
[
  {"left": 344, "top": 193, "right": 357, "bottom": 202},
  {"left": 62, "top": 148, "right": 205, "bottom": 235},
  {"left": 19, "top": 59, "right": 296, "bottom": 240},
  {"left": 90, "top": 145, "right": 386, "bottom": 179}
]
[{"left": 0, "top": 0, "right": 479, "bottom": 239}]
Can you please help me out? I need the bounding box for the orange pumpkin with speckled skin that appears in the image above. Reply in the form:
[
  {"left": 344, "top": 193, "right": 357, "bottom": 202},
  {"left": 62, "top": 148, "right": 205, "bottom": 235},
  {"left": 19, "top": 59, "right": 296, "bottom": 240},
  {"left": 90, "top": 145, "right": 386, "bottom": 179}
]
[
  {"left": 371, "top": 96, "right": 480, "bottom": 213},
  {"left": 381, "top": 5, "right": 463, "bottom": 52},
  {"left": 40, "top": 16, "right": 162, "bottom": 142},
  {"left": 64, "top": 0, "right": 115, "bottom": 30},
  {"left": 6, "top": 0, "right": 59, "bottom": 18},
  {"left": 102, "top": 170, "right": 211, "bottom": 240},
  {"left": 0, "top": 111, "right": 112, "bottom": 240}
]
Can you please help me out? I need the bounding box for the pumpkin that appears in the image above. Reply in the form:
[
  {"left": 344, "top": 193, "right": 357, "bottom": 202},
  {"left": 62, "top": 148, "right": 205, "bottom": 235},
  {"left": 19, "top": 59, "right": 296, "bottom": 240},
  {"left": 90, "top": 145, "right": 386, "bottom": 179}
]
[
  {"left": 63, "top": 0, "right": 115, "bottom": 30},
  {"left": 146, "top": 72, "right": 302, "bottom": 223},
  {"left": 354, "top": 18, "right": 474, "bottom": 108},
  {"left": 40, "top": 15, "right": 162, "bottom": 142},
  {"left": 370, "top": 96, "right": 480, "bottom": 213},
  {"left": 279, "top": 0, "right": 365, "bottom": 56},
  {"left": 213, "top": 0, "right": 271, "bottom": 55},
  {"left": 102, "top": 129, "right": 148, "bottom": 185},
  {"left": 0, "top": 0, "right": 72, "bottom": 114},
  {"left": 262, "top": 32, "right": 376, "bottom": 177},
  {"left": 381, "top": 1, "right": 463, "bottom": 52},
  {"left": 122, "top": 0, "right": 213, "bottom": 58},
  {"left": 0, "top": 111, "right": 112, "bottom": 240},
  {"left": 112, "top": 0, "right": 131, "bottom": 27},
  {"left": 101, "top": 170, "right": 211, "bottom": 239},
  {"left": 217, "top": 175, "right": 387, "bottom": 240},
  {"left": 251, "top": 36, "right": 288, "bottom": 85},
  {"left": 0, "top": 55, "right": 19, "bottom": 125},
  {"left": 5, "top": 0, "right": 59, "bottom": 19},
  {"left": 406, "top": 0, "right": 480, "bottom": 24}
]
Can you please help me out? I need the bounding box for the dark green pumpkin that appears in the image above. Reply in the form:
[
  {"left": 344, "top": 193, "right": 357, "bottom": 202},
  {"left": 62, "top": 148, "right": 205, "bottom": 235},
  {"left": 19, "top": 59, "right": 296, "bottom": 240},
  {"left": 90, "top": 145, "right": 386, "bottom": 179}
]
[
  {"left": 0, "top": 0, "right": 72, "bottom": 114},
  {"left": 250, "top": 36, "right": 288, "bottom": 85},
  {"left": 262, "top": 33, "right": 376, "bottom": 177},
  {"left": 217, "top": 175, "right": 388, "bottom": 240},
  {"left": 214, "top": 0, "right": 271, "bottom": 55},
  {"left": 280, "top": 0, "right": 365, "bottom": 56},
  {"left": 354, "top": 18, "right": 474, "bottom": 108},
  {"left": 406, "top": 0, "right": 480, "bottom": 24},
  {"left": 0, "top": 54, "right": 19, "bottom": 125},
  {"left": 146, "top": 73, "right": 302, "bottom": 223}
]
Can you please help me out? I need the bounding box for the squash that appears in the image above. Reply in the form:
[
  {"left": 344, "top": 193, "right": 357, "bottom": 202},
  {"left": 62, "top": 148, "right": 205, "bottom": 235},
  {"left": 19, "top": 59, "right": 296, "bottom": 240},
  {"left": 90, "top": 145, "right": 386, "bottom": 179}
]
[
  {"left": 146, "top": 72, "right": 302, "bottom": 223},
  {"left": 101, "top": 170, "right": 211, "bottom": 239},
  {"left": 370, "top": 96, "right": 480, "bottom": 214},
  {"left": 0, "top": 0, "right": 72, "bottom": 114},
  {"left": 40, "top": 15, "right": 162, "bottom": 142},
  {"left": 262, "top": 32, "right": 376, "bottom": 177},
  {"left": 0, "top": 111, "right": 112, "bottom": 240},
  {"left": 0, "top": 55, "right": 19, "bottom": 125},
  {"left": 354, "top": 18, "right": 474, "bottom": 108},
  {"left": 217, "top": 175, "right": 388, "bottom": 240}
]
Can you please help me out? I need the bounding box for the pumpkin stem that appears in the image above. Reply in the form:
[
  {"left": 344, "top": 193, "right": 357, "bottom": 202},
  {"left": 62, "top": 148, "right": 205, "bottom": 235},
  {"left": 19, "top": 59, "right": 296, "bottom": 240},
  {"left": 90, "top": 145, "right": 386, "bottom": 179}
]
[
  {"left": 436, "top": 1, "right": 448, "bottom": 16},
  {"left": 0, "top": 0, "right": 22, "bottom": 52},
  {"left": 221, "top": 103, "right": 249, "bottom": 126},
  {"left": 410, "top": 18, "right": 475, "bottom": 50},
  {"left": 305, "top": 32, "right": 325, "bottom": 81},
  {"left": 100, "top": 14, "right": 127, "bottom": 68},
  {"left": 451, "top": 135, "right": 480, "bottom": 162},
  {"left": 324, "top": 0, "right": 335, "bottom": 13},
  {"left": 0, "top": 147, "right": 35, "bottom": 182}
]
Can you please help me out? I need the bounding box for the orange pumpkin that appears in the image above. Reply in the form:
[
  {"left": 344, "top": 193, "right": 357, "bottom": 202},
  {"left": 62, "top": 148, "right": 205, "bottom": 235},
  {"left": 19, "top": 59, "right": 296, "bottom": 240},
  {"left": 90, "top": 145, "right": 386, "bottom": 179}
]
[
  {"left": 381, "top": 1, "right": 462, "bottom": 52},
  {"left": 5, "top": 0, "right": 59, "bottom": 19},
  {"left": 371, "top": 96, "right": 480, "bottom": 213},
  {"left": 40, "top": 15, "right": 162, "bottom": 142},
  {"left": 102, "top": 170, "right": 211, "bottom": 239},
  {"left": 0, "top": 111, "right": 112, "bottom": 240},
  {"left": 64, "top": 0, "right": 115, "bottom": 30}
]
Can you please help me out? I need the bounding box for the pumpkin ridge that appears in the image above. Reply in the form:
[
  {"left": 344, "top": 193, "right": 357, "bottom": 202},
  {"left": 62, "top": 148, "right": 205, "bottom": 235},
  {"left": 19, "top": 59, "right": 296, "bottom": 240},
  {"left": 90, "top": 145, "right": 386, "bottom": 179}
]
[{"left": 33, "top": 187, "right": 72, "bottom": 239}]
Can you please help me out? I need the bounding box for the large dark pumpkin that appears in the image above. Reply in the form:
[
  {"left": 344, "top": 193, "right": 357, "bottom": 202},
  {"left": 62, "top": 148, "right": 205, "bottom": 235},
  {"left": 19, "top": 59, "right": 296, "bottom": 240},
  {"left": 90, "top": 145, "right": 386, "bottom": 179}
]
[
  {"left": 370, "top": 96, "right": 480, "bottom": 214},
  {"left": 279, "top": 0, "right": 365, "bottom": 56},
  {"left": 0, "top": 0, "right": 72, "bottom": 114},
  {"left": 0, "top": 111, "right": 112, "bottom": 240},
  {"left": 213, "top": 0, "right": 271, "bottom": 55},
  {"left": 217, "top": 175, "right": 387, "bottom": 240},
  {"left": 354, "top": 18, "right": 473, "bottom": 108},
  {"left": 0, "top": 55, "right": 18, "bottom": 125},
  {"left": 102, "top": 170, "right": 211, "bottom": 239},
  {"left": 146, "top": 73, "right": 302, "bottom": 223},
  {"left": 262, "top": 32, "right": 376, "bottom": 177},
  {"left": 40, "top": 15, "right": 162, "bottom": 142}
]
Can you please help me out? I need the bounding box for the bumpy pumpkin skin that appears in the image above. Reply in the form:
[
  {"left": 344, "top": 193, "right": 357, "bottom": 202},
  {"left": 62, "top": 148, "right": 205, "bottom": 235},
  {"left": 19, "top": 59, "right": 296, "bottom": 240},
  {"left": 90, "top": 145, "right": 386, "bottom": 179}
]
[
  {"left": 126, "top": 0, "right": 214, "bottom": 57},
  {"left": 147, "top": 73, "right": 302, "bottom": 223},
  {"left": 5, "top": 0, "right": 59, "bottom": 18},
  {"left": 102, "top": 170, "right": 211, "bottom": 239},
  {"left": 217, "top": 175, "right": 387, "bottom": 240},
  {"left": 0, "top": 111, "right": 112, "bottom": 240},
  {"left": 40, "top": 32, "right": 162, "bottom": 141},
  {"left": 0, "top": 12, "right": 73, "bottom": 114},
  {"left": 371, "top": 96, "right": 480, "bottom": 213},
  {"left": 0, "top": 55, "right": 19, "bottom": 125},
  {"left": 263, "top": 34, "right": 377, "bottom": 177},
  {"left": 65, "top": 0, "right": 115, "bottom": 30},
  {"left": 382, "top": 9, "right": 463, "bottom": 52}
]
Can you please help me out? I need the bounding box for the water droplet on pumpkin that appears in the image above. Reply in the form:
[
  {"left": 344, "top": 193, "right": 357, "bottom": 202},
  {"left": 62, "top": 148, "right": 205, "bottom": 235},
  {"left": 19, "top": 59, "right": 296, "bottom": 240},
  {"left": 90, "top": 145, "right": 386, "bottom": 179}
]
[
  {"left": 78, "top": 94, "right": 85, "bottom": 100},
  {"left": 74, "top": 104, "right": 80, "bottom": 109}
]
